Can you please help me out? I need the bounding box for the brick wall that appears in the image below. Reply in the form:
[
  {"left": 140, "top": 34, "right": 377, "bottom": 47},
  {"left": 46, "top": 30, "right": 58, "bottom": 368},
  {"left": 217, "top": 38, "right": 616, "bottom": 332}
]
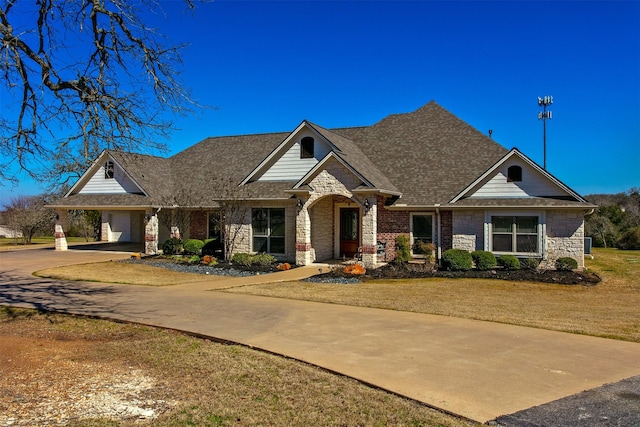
[
  {"left": 190, "top": 211, "right": 208, "bottom": 240},
  {"left": 377, "top": 198, "right": 409, "bottom": 262},
  {"left": 441, "top": 211, "right": 452, "bottom": 251}
]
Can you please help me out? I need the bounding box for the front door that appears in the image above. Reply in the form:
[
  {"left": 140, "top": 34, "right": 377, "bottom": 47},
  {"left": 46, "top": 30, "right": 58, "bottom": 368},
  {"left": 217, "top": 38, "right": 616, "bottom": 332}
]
[{"left": 340, "top": 208, "right": 360, "bottom": 258}]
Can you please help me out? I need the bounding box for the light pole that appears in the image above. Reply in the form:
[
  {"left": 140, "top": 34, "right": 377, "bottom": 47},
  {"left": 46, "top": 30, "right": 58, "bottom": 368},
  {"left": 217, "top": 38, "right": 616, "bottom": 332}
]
[{"left": 537, "top": 95, "right": 553, "bottom": 170}]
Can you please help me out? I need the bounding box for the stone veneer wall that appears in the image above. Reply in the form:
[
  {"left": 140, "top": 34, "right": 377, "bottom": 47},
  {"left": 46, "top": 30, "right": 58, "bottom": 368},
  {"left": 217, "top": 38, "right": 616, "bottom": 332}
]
[
  {"left": 310, "top": 197, "right": 334, "bottom": 261},
  {"left": 544, "top": 209, "right": 585, "bottom": 269},
  {"left": 451, "top": 210, "right": 484, "bottom": 252}
]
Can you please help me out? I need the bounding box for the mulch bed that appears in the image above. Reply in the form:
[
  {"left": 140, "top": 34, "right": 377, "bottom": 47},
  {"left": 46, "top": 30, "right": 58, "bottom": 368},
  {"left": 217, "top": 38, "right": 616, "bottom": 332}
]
[{"left": 331, "top": 262, "right": 602, "bottom": 285}]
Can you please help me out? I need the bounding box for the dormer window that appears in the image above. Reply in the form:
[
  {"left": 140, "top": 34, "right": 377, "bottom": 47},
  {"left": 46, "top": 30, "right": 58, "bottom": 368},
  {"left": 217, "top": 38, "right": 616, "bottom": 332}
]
[
  {"left": 507, "top": 165, "right": 522, "bottom": 182},
  {"left": 300, "top": 137, "right": 314, "bottom": 159},
  {"left": 105, "top": 161, "right": 114, "bottom": 179}
]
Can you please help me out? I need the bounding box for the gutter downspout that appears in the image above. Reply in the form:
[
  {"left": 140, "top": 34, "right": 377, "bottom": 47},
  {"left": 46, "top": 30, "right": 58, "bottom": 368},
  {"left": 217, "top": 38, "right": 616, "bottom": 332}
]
[{"left": 435, "top": 204, "right": 442, "bottom": 264}]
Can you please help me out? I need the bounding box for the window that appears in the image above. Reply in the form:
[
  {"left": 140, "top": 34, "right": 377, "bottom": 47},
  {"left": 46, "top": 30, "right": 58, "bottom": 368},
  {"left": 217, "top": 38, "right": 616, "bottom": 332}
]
[
  {"left": 411, "top": 214, "right": 433, "bottom": 255},
  {"left": 104, "top": 161, "right": 114, "bottom": 179},
  {"left": 300, "top": 137, "right": 314, "bottom": 159},
  {"left": 507, "top": 165, "right": 522, "bottom": 182},
  {"left": 491, "top": 216, "right": 538, "bottom": 253},
  {"left": 208, "top": 211, "right": 222, "bottom": 241},
  {"left": 252, "top": 208, "right": 285, "bottom": 254}
]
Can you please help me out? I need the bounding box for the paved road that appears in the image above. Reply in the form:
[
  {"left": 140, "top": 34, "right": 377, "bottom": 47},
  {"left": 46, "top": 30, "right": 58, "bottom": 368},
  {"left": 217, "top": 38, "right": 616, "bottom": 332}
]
[{"left": 2, "top": 247, "right": 640, "bottom": 424}]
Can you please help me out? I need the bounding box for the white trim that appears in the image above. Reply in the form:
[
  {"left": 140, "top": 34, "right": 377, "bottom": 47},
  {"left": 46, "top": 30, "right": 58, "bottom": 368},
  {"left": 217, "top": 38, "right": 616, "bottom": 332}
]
[
  {"left": 450, "top": 148, "right": 588, "bottom": 203},
  {"left": 484, "top": 209, "right": 546, "bottom": 257},
  {"left": 410, "top": 212, "right": 435, "bottom": 257},
  {"left": 292, "top": 152, "right": 373, "bottom": 189}
]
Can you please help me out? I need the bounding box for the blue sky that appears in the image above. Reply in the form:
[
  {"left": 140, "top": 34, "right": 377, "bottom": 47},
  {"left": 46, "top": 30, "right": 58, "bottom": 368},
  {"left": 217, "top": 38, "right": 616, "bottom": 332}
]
[{"left": 2, "top": 0, "right": 639, "bottom": 205}]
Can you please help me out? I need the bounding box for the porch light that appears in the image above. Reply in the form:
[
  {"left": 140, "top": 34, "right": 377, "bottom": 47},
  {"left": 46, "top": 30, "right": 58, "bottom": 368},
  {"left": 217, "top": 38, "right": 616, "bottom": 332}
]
[
  {"left": 296, "top": 197, "right": 303, "bottom": 210},
  {"left": 364, "top": 199, "right": 371, "bottom": 212}
]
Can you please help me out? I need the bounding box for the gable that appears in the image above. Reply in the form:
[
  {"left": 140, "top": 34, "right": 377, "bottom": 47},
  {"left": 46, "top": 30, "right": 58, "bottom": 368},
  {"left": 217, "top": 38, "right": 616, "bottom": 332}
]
[
  {"left": 453, "top": 149, "right": 584, "bottom": 202},
  {"left": 259, "top": 129, "right": 332, "bottom": 182},
  {"left": 72, "top": 154, "right": 144, "bottom": 196}
]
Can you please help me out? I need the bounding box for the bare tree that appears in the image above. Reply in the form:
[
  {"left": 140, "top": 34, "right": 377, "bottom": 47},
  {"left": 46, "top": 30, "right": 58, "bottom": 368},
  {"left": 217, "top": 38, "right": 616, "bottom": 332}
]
[
  {"left": 3, "top": 195, "right": 54, "bottom": 244},
  {"left": 0, "top": 0, "right": 200, "bottom": 187}
]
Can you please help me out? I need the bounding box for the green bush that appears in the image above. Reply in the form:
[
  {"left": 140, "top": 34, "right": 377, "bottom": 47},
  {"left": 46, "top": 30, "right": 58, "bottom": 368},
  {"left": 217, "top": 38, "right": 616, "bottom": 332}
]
[
  {"left": 556, "top": 257, "right": 578, "bottom": 271},
  {"left": 394, "top": 235, "right": 412, "bottom": 264},
  {"left": 162, "top": 237, "right": 182, "bottom": 255},
  {"left": 231, "top": 253, "right": 253, "bottom": 267},
  {"left": 252, "top": 253, "right": 277, "bottom": 267},
  {"left": 521, "top": 257, "right": 540, "bottom": 271},
  {"left": 188, "top": 255, "right": 201, "bottom": 263},
  {"left": 183, "top": 239, "right": 205, "bottom": 255},
  {"left": 471, "top": 250, "right": 497, "bottom": 271},
  {"left": 497, "top": 254, "right": 520, "bottom": 270},
  {"left": 442, "top": 249, "right": 473, "bottom": 271},
  {"left": 617, "top": 226, "right": 640, "bottom": 250}
]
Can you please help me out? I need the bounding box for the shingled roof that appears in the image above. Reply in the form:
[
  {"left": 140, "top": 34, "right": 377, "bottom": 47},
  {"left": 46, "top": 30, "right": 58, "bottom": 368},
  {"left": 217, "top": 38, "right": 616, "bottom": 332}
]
[{"left": 55, "top": 100, "right": 587, "bottom": 209}]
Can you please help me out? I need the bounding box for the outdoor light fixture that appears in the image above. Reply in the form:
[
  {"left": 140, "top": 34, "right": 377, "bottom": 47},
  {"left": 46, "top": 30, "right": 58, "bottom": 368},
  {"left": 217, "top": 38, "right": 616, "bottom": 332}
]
[
  {"left": 364, "top": 199, "right": 371, "bottom": 212},
  {"left": 537, "top": 95, "right": 553, "bottom": 170},
  {"left": 296, "top": 197, "right": 303, "bottom": 210}
]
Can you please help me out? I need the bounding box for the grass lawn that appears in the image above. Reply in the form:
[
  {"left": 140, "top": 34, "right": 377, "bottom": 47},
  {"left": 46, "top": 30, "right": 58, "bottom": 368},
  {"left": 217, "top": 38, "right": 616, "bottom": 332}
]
[
  {"left": 224, "top": 248, "right": 640, "bottom": 342},
  {"left": 0, "top": 236, "right": 87, "bottom": 250}
]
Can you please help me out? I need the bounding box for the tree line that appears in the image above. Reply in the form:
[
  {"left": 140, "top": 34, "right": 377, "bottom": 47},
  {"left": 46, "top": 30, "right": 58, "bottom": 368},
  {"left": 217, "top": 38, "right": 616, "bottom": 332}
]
[{"left": 585, "top": 187, "right": 640, "bottom": 250}]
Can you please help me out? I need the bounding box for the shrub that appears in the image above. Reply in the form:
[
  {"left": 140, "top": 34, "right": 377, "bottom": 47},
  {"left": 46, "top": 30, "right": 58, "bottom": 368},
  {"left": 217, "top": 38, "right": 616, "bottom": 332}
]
[
  {"left": 413, "top": 241, "right": 436, "bottom": 262},
  {"left": 162, "top": 237, "right": 182, "bottom": 255},
  {"left": 497, "top": 254, "right": 520, "bottom": 270},
  {"left": 202, "top": 255, "right": 217, "bottom": 266},
  {"left": 276, "top": 262, "right": 291, "bottom": 271},
  {"left": 471, "top": 250, "right": 497, "bottom": 271},
  {"left": 344, "top": 263, "right": 366, "bottom": 275},
  {"left": 442, "top": 249, "right": 473, "bottom": 271},
  {"left": 183, "top": 239, "right": 205, "bottom": 255},
  {"left": 252, "top": 253, "right": 277, "bottom": 267},
  {"left": 556, "top": 257, "right": 578, "bottom": 271},
  {"left": 231, "top": 253, "right": 253, "bottom": 267},
  {"left": 521, "top": 257, "right": 540, "bottom": 271},
  {"left": 394, "top": 235, "right": 412, "bottom": 264},
  {"left": 202, "top": 238, "right": 224, "bottom": 256},
  {"left": 188, "top": 255, "right": 201, "bottom": 264},
  {"left": 617, "top": 226, "right": 640, "bottom": 250}
]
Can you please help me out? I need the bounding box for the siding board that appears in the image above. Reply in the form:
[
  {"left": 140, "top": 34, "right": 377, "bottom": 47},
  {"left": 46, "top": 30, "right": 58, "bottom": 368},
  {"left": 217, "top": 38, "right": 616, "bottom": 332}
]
[
  {"left": 78, "top": 163, "right": 142, "bottom": 194},
  {"left": 469, "top": 160, "right": 567, "bottom": 198}
]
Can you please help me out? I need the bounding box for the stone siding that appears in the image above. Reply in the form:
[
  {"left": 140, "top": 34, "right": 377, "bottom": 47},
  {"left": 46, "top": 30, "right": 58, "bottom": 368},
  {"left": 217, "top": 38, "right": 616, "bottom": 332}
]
[
  {"left": 452, "top": 210, "right": 484, "bottom": 252},
  {"left": 544, "top": 210, "right": 585, "bottom": 269}
]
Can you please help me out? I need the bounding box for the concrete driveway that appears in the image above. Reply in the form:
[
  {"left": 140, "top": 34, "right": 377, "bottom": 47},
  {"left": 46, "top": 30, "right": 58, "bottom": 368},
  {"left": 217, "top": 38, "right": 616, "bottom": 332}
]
[{"left": 1, "top": 247, "right": 640, "bottom": 423}]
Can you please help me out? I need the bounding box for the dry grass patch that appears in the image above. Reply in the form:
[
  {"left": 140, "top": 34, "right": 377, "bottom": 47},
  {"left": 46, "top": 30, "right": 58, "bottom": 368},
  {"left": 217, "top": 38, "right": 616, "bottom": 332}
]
[
  {"left": 34, "top": 261, "right": 212, "bottom": 286},
  {"left": 0, "top": 308, "right": 475, "bottom": 427},
  {"left": 226, "top": 249, "right": 640, "bottom": 342}
]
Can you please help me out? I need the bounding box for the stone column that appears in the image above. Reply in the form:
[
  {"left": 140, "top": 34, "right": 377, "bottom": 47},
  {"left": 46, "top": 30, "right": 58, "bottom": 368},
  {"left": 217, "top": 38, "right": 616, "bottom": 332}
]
[
  {"left": 144, "top": 211, "right": 159, "bottom": 255},
  {"left": 295, "top": 203, "right": 312, "bottom": 266},
  {"left": 360, "top": 198, "right": 377, "bottom": 268},
  {"left": 54, "top": 210, "right": 68, "bottom": 251}
]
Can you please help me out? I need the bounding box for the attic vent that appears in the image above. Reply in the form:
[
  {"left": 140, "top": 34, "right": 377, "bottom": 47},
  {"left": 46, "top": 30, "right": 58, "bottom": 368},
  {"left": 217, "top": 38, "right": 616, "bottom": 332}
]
[
  {"left": 507, "top": 165, "right": 522, "bottom": 182},
  {"left": 105, "top": 161, "right": 115, "bottom": 179},
  {"left": 300, "top": 137, "right": 314, "bottom": 159}
]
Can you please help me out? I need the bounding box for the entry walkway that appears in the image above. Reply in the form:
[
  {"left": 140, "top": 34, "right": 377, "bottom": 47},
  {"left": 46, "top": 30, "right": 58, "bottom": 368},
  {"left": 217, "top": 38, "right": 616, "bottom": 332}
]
[{"left": 1, "top": 248, "right": 640, "bottom": 423}]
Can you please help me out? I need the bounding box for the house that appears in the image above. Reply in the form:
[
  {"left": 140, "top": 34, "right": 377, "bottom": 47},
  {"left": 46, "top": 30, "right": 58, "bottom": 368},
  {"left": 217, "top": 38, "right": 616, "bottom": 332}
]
[{"left": 48, "top": 101, "right": 595, "bottom": 269}]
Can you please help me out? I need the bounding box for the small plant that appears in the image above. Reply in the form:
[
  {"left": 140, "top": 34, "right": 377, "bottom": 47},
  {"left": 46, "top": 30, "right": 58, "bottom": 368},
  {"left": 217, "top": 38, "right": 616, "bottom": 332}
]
[
  {"left": 276, "top": 262, "right": 291, "bottom": 271},
  {"left": 188, "top": 255, "right": 201, "bottom": 264},
  {"left": 183, "top": 239, "right": 205, "bottom": 255},
  {"left": 394, "top": 235, "right": 412, "bottom": 264},
  {"left": 521, "top": 257, "right": 540, "bottom": 271},
  {"left": 162, "top": 237, "right": 182, "bottom": 255},
  {"left": 202, "top": 255, "right": 217, "bottom": 266},
  {"left": 497, "top": 254, "right": 520, "bottom": 270},
  {"left": 442, "top": 249, "right": 473, "bottom": 271},
  {"left": 471, "top": 250, "right": 497, "bottom": 271},
  {"left": 231, "top": 253, "right": 253, "bottom": 267},
  {"left": 344, "top": 263, "right": 366, "bottom": 275},
  {"left": 556, "top": 257, "right": 578, "bottom": 271},
  {"left": 252, "top": 253, "right": 277, "bottom": 267}
]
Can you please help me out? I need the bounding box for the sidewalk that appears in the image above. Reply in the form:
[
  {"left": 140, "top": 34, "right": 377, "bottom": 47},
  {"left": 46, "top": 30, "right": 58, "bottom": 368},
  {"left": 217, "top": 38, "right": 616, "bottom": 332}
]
[{"left": 2, "top": 248, "right": 640, "bottom": 423}]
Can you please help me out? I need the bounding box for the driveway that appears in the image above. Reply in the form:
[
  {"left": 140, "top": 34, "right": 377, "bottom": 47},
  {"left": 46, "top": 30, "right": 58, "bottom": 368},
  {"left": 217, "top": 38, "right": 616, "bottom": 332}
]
[{"left": 1, "top": 247, "right": 640, "bottom": 424}]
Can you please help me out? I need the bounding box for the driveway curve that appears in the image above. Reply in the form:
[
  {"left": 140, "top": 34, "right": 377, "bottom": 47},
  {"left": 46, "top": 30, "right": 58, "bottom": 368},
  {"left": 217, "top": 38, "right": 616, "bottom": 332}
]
[{"left": 1, "top": 247, "right": 640, "bottom": 423}]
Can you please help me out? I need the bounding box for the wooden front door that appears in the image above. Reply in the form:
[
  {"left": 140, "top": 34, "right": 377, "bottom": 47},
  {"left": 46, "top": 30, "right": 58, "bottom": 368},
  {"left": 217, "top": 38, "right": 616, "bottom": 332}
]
[{"left": 340, "top": 208, "right": 360, "bottom": 258}]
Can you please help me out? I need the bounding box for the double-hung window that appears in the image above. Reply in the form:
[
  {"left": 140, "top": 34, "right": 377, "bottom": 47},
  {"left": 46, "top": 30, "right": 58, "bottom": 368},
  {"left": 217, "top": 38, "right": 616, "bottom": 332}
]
[
  {"left": 252, "top": 208, "right": 285, "bottom": 254},
  {"left": 491, "top": 216, "right": 539, "bottom": 254}
]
